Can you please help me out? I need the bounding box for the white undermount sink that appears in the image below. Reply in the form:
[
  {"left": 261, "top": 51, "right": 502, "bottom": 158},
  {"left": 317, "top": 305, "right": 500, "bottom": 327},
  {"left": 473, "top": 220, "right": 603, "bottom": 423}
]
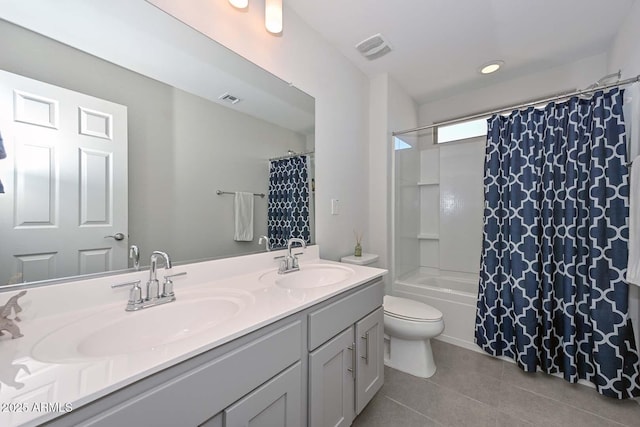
[
  {"left": 259, "top": 264, "right": 355, "bottom": 289},
  {"left": 31, "top": 288, "right": 254, "bottom": 362}
]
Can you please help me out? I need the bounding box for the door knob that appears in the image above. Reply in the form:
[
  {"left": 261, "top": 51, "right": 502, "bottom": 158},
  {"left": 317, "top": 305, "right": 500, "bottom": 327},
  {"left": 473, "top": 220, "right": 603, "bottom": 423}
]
[{"left": 105, "top": 232, "right": 126, "bottom": 241}]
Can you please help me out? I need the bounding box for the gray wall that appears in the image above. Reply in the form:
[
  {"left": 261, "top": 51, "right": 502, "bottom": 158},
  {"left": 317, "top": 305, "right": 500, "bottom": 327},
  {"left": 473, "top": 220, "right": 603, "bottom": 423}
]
[{"left": 0, "top": 20, "right": 307, "bottom": 265}]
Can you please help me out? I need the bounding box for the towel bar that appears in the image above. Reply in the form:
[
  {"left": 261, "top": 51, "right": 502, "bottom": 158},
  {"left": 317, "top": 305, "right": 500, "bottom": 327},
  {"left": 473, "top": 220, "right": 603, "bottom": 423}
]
[{"left": 216, "top": 190, "right": 265, "bottom": 198}]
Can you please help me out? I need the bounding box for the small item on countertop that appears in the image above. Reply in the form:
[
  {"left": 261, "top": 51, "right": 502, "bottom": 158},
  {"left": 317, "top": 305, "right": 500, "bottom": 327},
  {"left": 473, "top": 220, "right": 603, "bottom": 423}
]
[
  {"left": 354, "top": 230, "right": 363, "bottom": 257},
  {"left": 0, "top": 290, "right": 27, "bottom": 339}
]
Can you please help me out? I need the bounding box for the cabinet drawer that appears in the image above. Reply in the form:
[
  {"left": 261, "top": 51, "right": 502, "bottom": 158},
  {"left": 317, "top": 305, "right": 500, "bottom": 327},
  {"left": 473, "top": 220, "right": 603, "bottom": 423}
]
[
  {"left": 308, "top": 280, "right": 383, "bottom": 351},
  {"left": 74, "top": 321, "right": 302, "bottom": 427}
]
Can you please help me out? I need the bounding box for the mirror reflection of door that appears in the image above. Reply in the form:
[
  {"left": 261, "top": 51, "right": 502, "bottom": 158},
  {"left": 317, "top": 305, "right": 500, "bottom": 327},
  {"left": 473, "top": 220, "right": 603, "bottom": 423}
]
[{"left": 0, "top": 70, "right": 128, "bottom": 286}]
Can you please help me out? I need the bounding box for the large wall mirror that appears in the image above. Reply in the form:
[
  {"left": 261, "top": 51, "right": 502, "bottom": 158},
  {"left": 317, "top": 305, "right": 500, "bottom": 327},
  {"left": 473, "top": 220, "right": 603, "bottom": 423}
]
[{"left": 0, "top": 0, "right": 315, "bottom": 287}]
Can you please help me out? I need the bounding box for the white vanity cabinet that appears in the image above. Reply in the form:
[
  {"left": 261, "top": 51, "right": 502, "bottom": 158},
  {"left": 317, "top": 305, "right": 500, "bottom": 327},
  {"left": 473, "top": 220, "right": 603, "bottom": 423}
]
[
  {"left": 42, "top": 278, "right": 384, "bottom": 427},
  {"left": 45, "top": 320, "right": 304, "bottom": 427},
  {"left": 308, "top": 282, "right": 385, "bottom": 427}
]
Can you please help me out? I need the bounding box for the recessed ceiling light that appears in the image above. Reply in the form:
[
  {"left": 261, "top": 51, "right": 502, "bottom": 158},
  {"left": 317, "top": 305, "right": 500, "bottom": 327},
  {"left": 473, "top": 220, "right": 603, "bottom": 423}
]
[{"left": 480, "top": 61, "right": 504, "bottom": 74}]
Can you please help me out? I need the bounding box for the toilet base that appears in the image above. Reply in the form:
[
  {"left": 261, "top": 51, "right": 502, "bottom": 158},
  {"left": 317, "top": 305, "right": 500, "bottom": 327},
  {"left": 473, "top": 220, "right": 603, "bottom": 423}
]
[{"left": 384, "top": 334, "right": 436, "bottom": 378}]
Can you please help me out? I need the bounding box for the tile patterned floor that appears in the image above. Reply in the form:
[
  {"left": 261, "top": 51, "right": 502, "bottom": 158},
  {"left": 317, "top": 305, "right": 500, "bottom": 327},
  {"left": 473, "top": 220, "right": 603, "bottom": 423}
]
[{"left": 353, "top": 340, "right": 640, "bottom": 427}]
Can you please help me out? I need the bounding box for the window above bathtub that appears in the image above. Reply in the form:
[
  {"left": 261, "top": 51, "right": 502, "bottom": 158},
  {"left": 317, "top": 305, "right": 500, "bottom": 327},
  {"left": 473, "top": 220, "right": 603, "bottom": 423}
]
[
  {"left": 435, "top": 117, "right": 487, "bottom": 144},
  {"left": 394, "top": 136, "right": 412, "bottom": 150}
]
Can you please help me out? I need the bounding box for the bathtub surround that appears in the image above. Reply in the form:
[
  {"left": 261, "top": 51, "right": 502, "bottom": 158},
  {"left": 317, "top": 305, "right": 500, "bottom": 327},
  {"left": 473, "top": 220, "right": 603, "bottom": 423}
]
[
  {"left": 392, "top": 134, "right": 485, "bottom": 351},
  {"left": 476, "top": 88, "right": 640, "bottom": 398},
  {"left": 394, "top": 273, "right": 478, "bottom": 351}
]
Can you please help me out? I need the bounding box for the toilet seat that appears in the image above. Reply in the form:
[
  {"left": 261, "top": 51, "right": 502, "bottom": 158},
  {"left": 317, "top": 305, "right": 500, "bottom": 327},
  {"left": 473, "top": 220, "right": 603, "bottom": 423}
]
[{"left": 383, "top": 295, "right": 443, "bottom": 322}]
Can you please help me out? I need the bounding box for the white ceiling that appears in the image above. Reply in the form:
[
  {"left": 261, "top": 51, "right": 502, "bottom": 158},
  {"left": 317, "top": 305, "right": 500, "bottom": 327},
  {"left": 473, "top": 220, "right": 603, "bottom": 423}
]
[{"left": 286, "top": 0, "right": 636, "bottom": 104}]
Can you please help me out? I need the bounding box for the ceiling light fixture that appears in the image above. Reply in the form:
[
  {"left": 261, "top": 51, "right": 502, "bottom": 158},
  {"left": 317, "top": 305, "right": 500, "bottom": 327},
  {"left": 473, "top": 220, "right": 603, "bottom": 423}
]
[
  {"left": 265, "top": 0, "right": 283, "bottom": 34},
  {"left": 228, "top": 0, "right": 248, "bottom": 9},
  {"left": 480, "top": 60, "right": 504, "bottom": 75}
]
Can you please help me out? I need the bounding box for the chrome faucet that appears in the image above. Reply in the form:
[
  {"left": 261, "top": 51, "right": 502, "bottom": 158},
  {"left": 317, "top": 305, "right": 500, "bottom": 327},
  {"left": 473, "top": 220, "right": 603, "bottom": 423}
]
[
  {"left": 258, "top": 235, "right": 271, "bottom": 252},
  {"left": 111, "top": 250, "right": 186, "bottom": 311},
  {"left": 147, "top": 251, "right": 171, "bottom": 300},
  {"left": 278, "top": 238, "right": 307, "bottom": 274},
  {"left": 129, "top": 244, "right": 140, "bottom": 271}
]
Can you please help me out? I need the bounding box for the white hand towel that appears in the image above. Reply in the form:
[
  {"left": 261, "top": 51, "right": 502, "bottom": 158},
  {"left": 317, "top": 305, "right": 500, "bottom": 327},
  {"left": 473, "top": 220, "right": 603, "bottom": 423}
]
[
  {"left": 623, "top": 84, "right": 640, "bottom": 161},
  {"left": 627, "top": 155, "right": 640, "bottom": 286},
  {"left": 234, "top": 192, "right": 254, "bottom": 241}
]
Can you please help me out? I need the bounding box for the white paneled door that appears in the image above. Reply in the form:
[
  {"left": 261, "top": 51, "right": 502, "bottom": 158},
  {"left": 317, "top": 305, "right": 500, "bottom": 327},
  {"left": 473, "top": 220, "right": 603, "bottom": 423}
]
[{"left": 0, "top": 70, "right": 128, "bottom": 285}]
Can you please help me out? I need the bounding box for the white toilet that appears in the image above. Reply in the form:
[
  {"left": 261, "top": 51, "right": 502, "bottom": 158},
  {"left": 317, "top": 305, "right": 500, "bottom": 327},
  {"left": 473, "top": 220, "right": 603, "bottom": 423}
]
[
  {"left": 383, "top": 295, "right": 444, "bottom": 378},
  {"left": 339, "top": 253, "right": 444, "bottom": 378}
]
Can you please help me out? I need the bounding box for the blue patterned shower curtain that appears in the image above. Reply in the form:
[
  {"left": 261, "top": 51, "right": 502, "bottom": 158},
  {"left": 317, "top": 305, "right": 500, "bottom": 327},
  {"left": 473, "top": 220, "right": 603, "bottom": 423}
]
[
  {"left": 268, "top": 155, "right": 310, "bottom": 248},
  {"left": 475, "top": 88, "right": 640, "bottom": 398}
]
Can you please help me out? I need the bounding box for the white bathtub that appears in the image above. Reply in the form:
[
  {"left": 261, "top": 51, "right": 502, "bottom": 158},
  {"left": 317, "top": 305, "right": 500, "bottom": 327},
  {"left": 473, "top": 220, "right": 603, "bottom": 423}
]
[{"left": 394, "top": 271, "right": 481, "bottom": 352}]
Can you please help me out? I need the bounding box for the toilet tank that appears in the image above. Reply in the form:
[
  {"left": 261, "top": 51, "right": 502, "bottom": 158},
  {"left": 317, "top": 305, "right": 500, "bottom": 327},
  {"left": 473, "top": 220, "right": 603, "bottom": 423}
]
[{"left": 340, "top": 253, "right": 379, "bottom": 267}]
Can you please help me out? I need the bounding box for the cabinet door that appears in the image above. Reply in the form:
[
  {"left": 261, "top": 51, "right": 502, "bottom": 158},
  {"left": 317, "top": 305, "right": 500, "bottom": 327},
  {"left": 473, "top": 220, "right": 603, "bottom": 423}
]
[
  {"left": 355, "top": 307, "right": 384, "bottom": 414},
  {"left": 225, "top": 362, "right": 302, "bottom": 427},
  {"left": 309, "top": 327, "right": 355, "bottom": 427},
  {"left": 199, "top": 413, "right": 223, "bottom": 427}
]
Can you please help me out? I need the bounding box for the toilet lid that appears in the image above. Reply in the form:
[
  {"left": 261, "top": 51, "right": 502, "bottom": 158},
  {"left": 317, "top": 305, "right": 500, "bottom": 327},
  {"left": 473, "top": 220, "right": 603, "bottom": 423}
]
[{"left": 383, "top": 295, "right": 443, "bottom": 321}]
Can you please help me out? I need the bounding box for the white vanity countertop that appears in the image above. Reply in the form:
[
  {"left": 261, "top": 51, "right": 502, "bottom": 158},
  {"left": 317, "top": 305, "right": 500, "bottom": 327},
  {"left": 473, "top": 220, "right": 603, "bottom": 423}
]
[{"left": 0, "top": 246, "right": 386, "bottom": 426}]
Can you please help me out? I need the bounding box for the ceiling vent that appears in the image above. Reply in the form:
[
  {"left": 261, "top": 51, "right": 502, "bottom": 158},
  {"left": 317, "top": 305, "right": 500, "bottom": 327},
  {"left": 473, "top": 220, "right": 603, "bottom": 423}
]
[
  {"left": 355, "top": 33, "right": 392, "bottom": 60},
  {"left": 219, "top": 93, "right": 241, "bottom": 104}
]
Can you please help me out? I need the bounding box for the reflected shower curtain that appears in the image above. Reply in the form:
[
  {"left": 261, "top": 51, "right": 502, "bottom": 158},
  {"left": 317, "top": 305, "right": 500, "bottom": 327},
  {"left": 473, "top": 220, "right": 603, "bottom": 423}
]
[
  {"left": 267, "top": 155, "right": 310, "bottom": 248},
  {"left": 475, "top": 88, "right": 640, "bottom": 398}
]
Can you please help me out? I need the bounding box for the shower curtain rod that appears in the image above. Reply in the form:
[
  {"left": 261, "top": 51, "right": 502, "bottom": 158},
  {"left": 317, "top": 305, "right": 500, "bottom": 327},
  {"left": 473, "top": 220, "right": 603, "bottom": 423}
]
[
  {"left": 269, "top": 150, "right": 315, "bottom": 161},
  {"left": 392, "top": 74, "right": 640, "bottom": 137}
]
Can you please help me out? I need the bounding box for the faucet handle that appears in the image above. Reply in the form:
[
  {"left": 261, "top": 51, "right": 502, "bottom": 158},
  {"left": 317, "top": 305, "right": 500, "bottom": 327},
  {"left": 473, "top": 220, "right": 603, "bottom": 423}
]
[
  {"left": 162, "top": 272, "right": 186, "bottom": 298},
  {"left": 111, "top": 280, "right": 143, "bottom": 308},
  {"left": 278, "top": 257, "right": 290, "bottom": 274},
  {"left": 111, "top": 279, "right": 142, "bottom": 289},
  {"left": 165, "top": 271, "right": 187, "bottom": 280}
]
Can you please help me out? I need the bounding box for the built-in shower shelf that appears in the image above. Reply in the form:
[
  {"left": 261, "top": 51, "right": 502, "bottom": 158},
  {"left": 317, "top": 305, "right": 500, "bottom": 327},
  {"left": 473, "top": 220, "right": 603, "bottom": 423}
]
[
  {"left": 417, "top": 233, "right": 439, "bottom": 240},
  {"left": 417, "top": 181, "right": 439, "bottom": 186}
]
